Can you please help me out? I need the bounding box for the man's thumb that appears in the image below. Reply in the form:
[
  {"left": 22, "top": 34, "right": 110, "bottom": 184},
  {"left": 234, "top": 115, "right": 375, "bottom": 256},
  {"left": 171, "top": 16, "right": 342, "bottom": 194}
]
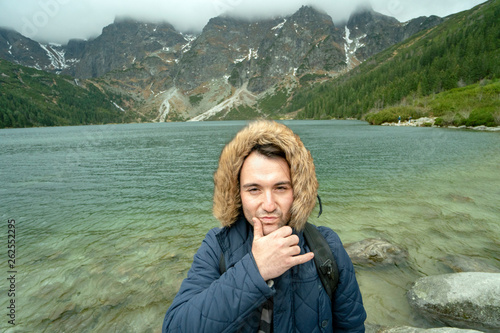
[{"left": 252, "top": 217, "right": 263, "bottom": 239}]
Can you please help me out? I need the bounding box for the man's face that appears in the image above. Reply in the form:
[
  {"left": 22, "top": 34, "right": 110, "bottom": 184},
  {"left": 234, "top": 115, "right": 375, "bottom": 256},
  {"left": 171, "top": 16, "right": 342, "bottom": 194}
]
[{"left": 240, "top": 151, "right": 294, "bottom": 236}]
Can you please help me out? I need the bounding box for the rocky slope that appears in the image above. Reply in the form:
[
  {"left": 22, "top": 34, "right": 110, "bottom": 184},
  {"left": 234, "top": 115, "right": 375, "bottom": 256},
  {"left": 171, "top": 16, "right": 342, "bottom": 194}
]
[{"left": 0, "top": 5, "right": 443, "bottom": 121}]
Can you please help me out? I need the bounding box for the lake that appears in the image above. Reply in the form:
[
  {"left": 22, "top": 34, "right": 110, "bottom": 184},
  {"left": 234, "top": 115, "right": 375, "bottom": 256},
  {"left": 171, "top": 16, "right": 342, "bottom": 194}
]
[{"left": 1, "top": 120, "right": 499, "bottom": 332}]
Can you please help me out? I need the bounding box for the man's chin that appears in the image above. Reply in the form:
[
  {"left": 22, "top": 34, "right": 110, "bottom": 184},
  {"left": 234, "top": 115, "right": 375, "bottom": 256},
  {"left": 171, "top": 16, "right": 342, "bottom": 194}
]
[
  {"left": 262, "top": 220, "right": 287, "bottom": 235},
  {"left": 262, "top": 225, "right": 279, "bottom": 236}
]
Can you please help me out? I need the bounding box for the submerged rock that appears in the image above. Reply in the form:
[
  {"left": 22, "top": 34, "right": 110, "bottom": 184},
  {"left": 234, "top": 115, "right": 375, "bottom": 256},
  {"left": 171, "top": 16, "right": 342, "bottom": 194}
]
[
  {"left": 446, "top": 194, "right": 474, "bottom": 203},
  {"left": 344, "top": 238, "right": 408, "bottom": 266},
  {"left": 407, "top": 272, "right": 500, "bottom": 332},
  {"left": 440, "top": 255, "right": 500, "bottom": 273}
]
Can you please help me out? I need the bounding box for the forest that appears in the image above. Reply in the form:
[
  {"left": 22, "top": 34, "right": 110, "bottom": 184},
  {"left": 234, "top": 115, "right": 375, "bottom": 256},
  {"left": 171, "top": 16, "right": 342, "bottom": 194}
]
[
  {"left": 293, "top": 0, "right": 500, "bottom": 126},
  {"left": 0, "top": 60, "right": 135, "bottom": 129}
]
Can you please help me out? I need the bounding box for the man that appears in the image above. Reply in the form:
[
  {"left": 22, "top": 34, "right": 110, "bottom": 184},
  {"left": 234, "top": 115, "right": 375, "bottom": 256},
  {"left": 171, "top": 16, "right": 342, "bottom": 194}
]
[{"left": 163, "top": 120, "right": 366, "bottom": 332}]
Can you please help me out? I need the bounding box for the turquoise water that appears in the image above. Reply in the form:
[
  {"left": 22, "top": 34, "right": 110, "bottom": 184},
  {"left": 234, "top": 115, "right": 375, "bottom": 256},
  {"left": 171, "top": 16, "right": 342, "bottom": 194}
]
[{"left": 1, "top": 120, "right": 499, "bottom": 331}]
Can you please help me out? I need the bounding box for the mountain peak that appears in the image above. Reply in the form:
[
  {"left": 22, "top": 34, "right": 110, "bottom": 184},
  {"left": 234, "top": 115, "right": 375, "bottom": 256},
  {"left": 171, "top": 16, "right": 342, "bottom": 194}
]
[
  {"left": 351, "top": 2, "right": 374, "bottom": 15},
  {"left": 348, "top": 4, "right": 399, "bottom": 27},
  {"left": 293, "top": 5, "right": 330, "bottom": 19}
]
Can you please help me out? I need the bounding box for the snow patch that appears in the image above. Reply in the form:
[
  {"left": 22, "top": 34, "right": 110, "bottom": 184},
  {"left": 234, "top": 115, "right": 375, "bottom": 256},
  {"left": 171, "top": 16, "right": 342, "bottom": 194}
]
[
  {"left": 344, "top": 26, "right": 353, "bottom": 44},
  {"left": 343, "top": 26, "right": 366, "bottom": 70},
  {"left": 271, "top": 19, "right": 287, "bottom": 31},
  {"left": 180, "top": 33, "right": 197, "bottom": 54},
  {"left": 181, "top": 33, "right": 197, "bottom": 43},
  {"left": 249, "top": 48, "right": 258, "bottom": 60},
  {"left": 234, "top": 57, "right": 246, "bottom": 64},
  {"left": 235, "top": 48, "right": 258, "bottom": 63},
  {"left": 112, "top": 101, "right": 125, "bottom": 112},
  {"left": 39, "top": 43, "right": 68, "bottom": 70}
]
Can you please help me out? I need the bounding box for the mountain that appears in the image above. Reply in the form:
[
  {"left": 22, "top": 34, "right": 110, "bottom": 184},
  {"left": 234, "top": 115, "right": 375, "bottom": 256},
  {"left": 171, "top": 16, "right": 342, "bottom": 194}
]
[
  {"left": 0, "top": 28, "right": 53, "bottom": 71},
  {"left": 344, "top": 6, "right": 443, "bottom": 64},
  {"left": 294, "top": 0, "right": 499, "bottom": 126},
  {"left": 0, "top": 59, "right": 138, "bottom": 128},
  {"left": 66, "top": 18, "right": 190, "bottom": 79},
  {"left": 0, "top": 4, "right": 447, "bottom": 125}
]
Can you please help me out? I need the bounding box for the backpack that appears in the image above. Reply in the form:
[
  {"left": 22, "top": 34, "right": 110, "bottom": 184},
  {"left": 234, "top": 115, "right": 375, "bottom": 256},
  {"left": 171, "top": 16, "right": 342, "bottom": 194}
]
[{"left": 218, "top": 222, "right": 339, "bottom": 305}]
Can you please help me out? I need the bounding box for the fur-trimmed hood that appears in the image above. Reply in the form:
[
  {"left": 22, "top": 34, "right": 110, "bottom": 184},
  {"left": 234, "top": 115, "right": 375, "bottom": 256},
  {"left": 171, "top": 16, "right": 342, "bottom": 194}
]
[{"left": 213, "top": 120, "right": 318, "bottom": 231}]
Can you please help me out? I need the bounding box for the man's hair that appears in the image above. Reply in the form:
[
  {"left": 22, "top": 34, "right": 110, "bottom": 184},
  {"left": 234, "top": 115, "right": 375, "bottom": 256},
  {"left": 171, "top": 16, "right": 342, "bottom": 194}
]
[
  {"left": 213, "top": 120, "right": 318, "bottom": 231},
  {"left": 249, "top": 143, "right": 287, "bottom": 161}
]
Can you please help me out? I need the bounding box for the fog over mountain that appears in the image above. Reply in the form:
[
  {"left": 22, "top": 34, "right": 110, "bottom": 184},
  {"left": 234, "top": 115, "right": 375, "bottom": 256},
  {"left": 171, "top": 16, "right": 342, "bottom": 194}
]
[{"left": 0, "top": 0, "right": 488, "bottom": 44}]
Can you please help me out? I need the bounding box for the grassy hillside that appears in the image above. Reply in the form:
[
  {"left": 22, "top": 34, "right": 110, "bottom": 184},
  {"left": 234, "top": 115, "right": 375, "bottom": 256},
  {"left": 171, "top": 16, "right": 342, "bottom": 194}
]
[
  {"left": 0, "top": 59, "right": 138, "bottom": 128},
  {"left": 287, "top": 0, "right": 500, "bottom": 126},
  {"left": 364, "top": 79, "right": 500, "bottom": 125}
]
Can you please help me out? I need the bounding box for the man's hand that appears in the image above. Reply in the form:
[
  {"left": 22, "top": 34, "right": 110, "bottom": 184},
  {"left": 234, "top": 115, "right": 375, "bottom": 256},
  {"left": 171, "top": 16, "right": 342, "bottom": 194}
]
[{"left": 251, "top": 218, "right": 314, "bottom": 281}]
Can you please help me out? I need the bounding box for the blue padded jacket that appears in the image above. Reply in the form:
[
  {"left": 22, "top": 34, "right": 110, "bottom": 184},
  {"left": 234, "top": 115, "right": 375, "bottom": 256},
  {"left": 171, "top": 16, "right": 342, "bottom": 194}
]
[{"left": 162, "top": 216, "right": 366, "bottom": 332}]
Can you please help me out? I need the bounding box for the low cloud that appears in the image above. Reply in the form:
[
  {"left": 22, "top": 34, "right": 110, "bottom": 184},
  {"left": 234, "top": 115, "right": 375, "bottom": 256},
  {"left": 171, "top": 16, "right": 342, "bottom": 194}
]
[{"left": 0, "top": 0, "right": 487, "bottom": 44}]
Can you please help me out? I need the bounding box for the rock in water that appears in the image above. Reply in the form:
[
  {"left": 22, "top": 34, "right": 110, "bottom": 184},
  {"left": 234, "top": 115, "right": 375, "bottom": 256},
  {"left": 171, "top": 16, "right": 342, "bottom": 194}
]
[
  {"left": 439, "top": 255, "right": 500, "bottom": 273},
  {"left": 407, "top": 272, "right": 500, "bottom": 332},
  {"left": 344, "top": 238, "right": 408, "bottom": 266}
]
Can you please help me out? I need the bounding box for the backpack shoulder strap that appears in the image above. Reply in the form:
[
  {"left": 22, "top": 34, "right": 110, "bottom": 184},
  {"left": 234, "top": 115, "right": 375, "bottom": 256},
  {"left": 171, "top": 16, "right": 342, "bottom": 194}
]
[{"left": 303, "top": 222, "right": 339, "bottom": 303}]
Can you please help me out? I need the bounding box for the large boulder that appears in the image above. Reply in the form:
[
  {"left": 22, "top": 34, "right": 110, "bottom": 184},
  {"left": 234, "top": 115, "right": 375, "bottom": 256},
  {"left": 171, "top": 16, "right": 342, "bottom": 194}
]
[
  {"left": 374, "top": 326, "right": 482, "bottom": 333},
  {"left": 344, "top": 238, "right": 408, "bottom": 266},
  {"left": 407, "top": 272, "right": 500, "bottom": 332}
]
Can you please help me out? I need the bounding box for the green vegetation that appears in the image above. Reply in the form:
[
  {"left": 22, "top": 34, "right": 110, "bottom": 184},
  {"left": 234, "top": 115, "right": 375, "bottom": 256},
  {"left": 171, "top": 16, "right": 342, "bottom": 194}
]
[
  {"left": 0, "top": 59, "right": 135, "bottom": 128},
  {"left": 299, "top": 73, "right": 329, "bottom": 85},
  {"left": 228, "top": 62, "right": 243, "bottom": 87},
  {"left": 258, "top": 88, "right": 289, "bottom": 117},
  {"left": 189, "top": 94, "right": 203, "bottom": 107},
  {"left": 430, "top": 80, "right": 500, "bottom": 126},
  {"left": 166, "top": 110, "right": 188, "bottom": 122},
  {"left": 365, "top": 106, "right": 426, "bottom": 125},
  {"left": 292, "top": 0, "right": 500, "bottom": 126},
  {"left": 365, "top": 80, "right": 500, "bottom": 126}
]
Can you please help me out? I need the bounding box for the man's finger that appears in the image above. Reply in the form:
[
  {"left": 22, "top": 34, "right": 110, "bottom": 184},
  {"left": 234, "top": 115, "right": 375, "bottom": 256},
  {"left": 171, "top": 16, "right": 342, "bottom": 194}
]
[
  {"left": 293, "top": 252, "right": 315, "bottom": 265},
  {"left": 252, "top": 217, "right": 264, "bottom": 240}
]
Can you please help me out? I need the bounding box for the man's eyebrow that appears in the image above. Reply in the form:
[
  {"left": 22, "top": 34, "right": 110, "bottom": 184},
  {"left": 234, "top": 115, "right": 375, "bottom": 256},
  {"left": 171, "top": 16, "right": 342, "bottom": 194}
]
[
  {"left": 241, "top": 181, "right": 291, "bottom": 188},
  {"left": 275, "top": 181, "right": 292, "bottom": 186},
  {"left": 241, "top": 183, "right": 260, "bottom": 188}
]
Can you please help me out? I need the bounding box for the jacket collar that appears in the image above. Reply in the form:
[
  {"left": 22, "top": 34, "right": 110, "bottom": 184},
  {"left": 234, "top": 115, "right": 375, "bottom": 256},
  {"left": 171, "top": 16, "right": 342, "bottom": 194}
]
[{"left": 215, "top": 215, "right": 253, "bottom": 269}]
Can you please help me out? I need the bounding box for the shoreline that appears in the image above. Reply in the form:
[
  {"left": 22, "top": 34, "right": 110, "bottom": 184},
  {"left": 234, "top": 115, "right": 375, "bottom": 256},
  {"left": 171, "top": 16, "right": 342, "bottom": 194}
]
[{"left": 381, "top": 117, "right": 500, "bottom": 132}]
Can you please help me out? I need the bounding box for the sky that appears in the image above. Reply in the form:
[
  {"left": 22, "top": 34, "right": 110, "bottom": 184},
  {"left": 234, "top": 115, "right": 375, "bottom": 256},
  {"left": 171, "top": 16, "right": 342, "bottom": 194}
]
[{"left": 0, "top": 0, "right": 489, "bottom": 44}]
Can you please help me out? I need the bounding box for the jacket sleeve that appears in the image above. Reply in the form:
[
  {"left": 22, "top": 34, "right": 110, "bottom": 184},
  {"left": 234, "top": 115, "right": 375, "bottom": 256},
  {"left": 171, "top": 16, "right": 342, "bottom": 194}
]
[
  {"left": 319, "top": 226, "right": 367, "bottom": 332},
  {"left": 162, "top": 228, "right": 274, "bottom": 333}
]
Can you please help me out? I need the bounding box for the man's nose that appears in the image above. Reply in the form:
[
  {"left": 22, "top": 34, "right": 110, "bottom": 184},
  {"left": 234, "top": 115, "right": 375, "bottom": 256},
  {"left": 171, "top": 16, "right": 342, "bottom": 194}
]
[{"left": 262, "top": 191, "right": 277, "bottom": 212}]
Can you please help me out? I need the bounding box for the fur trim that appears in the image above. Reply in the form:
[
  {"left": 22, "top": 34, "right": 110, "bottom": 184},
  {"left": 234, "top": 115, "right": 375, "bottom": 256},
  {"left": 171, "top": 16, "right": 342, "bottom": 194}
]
[{"left": 213, "top": 120, "right": 318, "bottom": 231}]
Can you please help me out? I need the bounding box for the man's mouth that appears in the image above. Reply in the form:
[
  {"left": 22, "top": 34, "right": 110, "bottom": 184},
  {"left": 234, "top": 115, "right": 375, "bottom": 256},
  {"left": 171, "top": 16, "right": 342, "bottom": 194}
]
[{"left": 258, "top": 215, "right": 280, "bottom": 223}]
